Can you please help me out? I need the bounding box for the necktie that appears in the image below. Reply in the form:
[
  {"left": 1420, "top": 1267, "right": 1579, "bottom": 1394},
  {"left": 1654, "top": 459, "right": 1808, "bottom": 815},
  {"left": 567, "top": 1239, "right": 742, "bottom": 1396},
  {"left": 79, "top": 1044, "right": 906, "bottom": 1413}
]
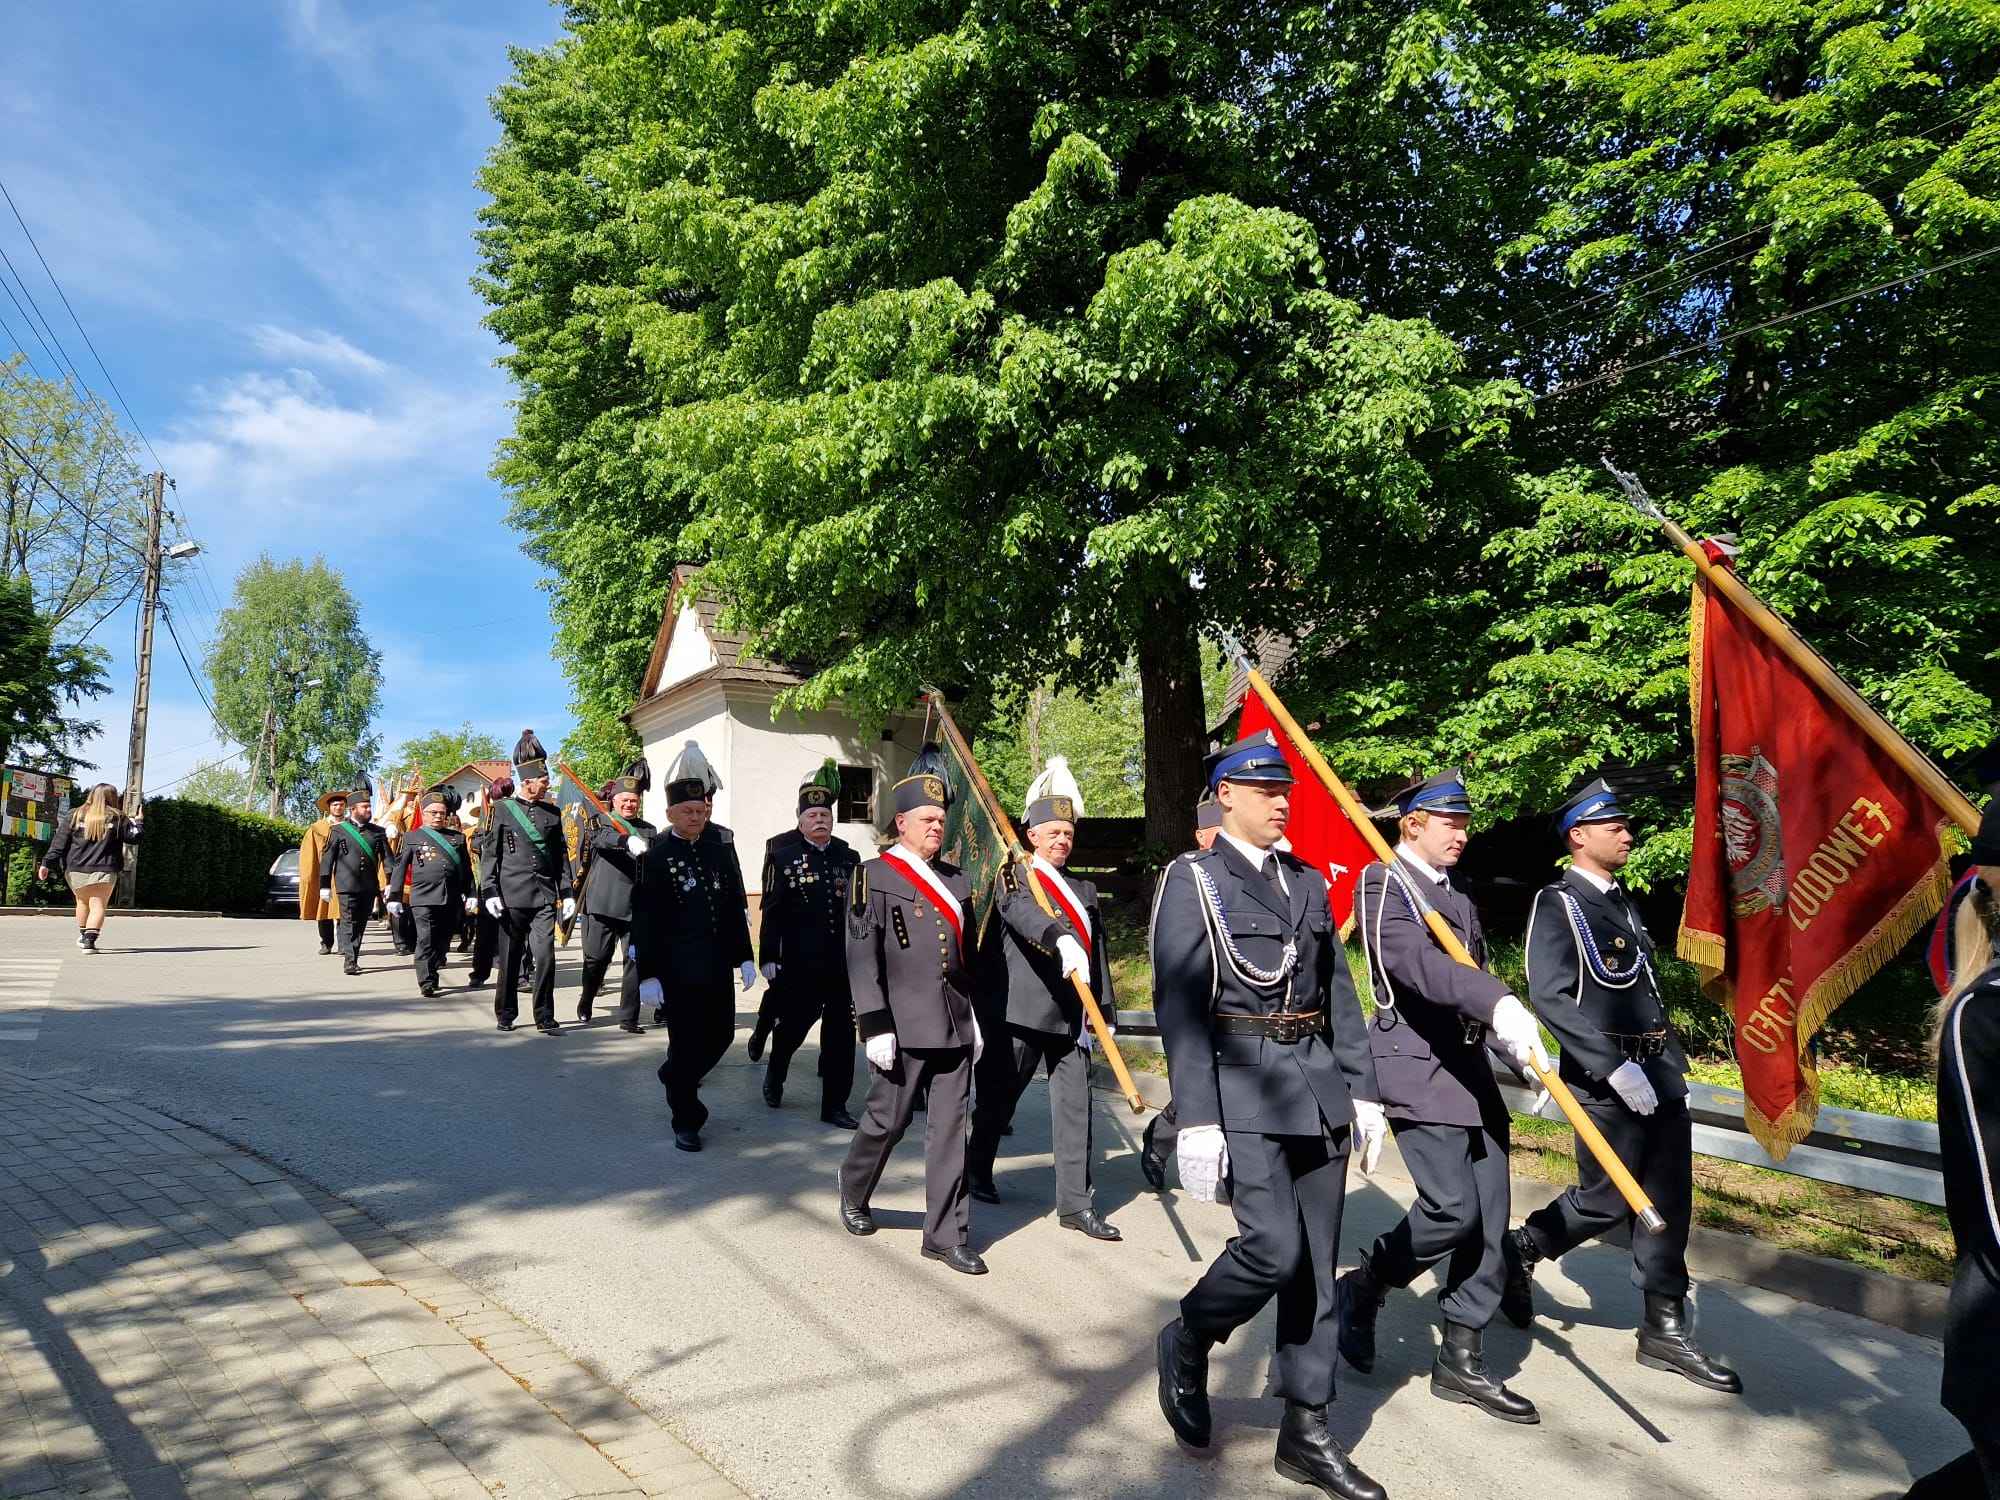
[{"left": 1263, "top": 855, "right": 1287, "bottom": 901}]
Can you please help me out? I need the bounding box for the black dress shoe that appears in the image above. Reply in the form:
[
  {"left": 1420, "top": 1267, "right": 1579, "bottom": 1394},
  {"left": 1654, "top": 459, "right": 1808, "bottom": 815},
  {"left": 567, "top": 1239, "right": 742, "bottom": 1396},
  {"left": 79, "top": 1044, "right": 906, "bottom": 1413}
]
[
  {"left": 575, "top": 1010, "right": 593, "bottom": 1024},
  {"left": 840, "top": 1197, "right": 876, "bottom": 1235},
  {"left": 1432, "top": 1322, "right": 1539, "bottom": 1423},
  {"left": 653, "top": 1006, "right": 667, "bottom": 1027},
  {"left": 763, "top": 1084, "right": 783, "bottom": 1108},
  {"left": 618, "top": 1022, "right": 648, "bottom": 1034},
  {"left": 1156, "top": 1319, "right": 1211, "bottom": 1448},
  {"left": 1274, "top": 1402, "right": 1386, "bottom": 1500},
  {"left": 419, "top": 982, "right": 438, "bottom": 998},
  {"left": 537, "top": 1021, "right": 562, "bottom": 1035},
  {"left": 317, "top": 943, "right": 333, "bottom": 956},
  {"left": 1059, "top": 1209, "right": 1122, "bottom": 1241},
  {"left": 921, "top": 1244, "right": 988, "bottom": 1275},
  {"left": 967, "top": 1178, "right": 1002, "bottom": 1205},
  {"left": 1637, "top": 1294, "right": 1742, "bottom": 1392},
  {"left": 674, "top": 1130, "right": 702, "bottom": 1153},
  {"left": 1336, "top": 1254, "right": 1388, "bottom": 1374},
  {"left": 1500, "top": 1227, "right": 1540, "bottom": 1329},
  {"left": 821, "top": 1110, "right": 859, "bottom": 1129},
  {"left": 343, "top": 962, "right": 360, "bottom": 976},
  {"left": 496, "top": 1021, "right": 516, "bottom": 1032},
  {"left": 747, "top": 1027, "right": 769, "bottom": 1063}
]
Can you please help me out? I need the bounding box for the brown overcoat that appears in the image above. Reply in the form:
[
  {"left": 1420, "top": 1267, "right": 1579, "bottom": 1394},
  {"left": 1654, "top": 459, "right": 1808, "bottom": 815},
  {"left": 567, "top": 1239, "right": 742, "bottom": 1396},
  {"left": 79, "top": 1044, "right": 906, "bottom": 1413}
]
[{"left": 297, "top": 818, "right": 342, "bottom": 921}]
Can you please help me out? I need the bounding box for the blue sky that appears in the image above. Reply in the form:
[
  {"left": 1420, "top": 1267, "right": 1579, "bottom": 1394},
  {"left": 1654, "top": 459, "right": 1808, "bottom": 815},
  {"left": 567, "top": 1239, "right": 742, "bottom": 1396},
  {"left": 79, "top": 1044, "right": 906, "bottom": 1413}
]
[{"left": 3, "top": 1, "right": 577, "bottom": 795}]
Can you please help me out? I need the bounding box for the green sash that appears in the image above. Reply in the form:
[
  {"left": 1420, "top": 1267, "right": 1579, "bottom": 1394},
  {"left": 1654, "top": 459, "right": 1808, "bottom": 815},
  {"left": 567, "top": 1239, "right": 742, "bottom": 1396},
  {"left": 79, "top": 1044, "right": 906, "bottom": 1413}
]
[
  {"left": 501, "top": 798, "right": 552, "bottom": 857},
  {"left": 337, "top": 819, "right": 377, "bottom": 859},
  {"left": 420, "top": 827, "right": 463, "bottom": 868}
]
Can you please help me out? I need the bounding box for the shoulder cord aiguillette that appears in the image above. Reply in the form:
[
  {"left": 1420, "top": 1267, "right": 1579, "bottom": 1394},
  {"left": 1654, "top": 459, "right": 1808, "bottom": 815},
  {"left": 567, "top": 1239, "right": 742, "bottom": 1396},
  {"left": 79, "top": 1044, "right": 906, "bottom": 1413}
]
[
  {"left": 1190, "top": 859, "right": 1297, "bottom": 991},
  {"left": 1557, "top": 889, "right": 1646, "bottom": 990}
]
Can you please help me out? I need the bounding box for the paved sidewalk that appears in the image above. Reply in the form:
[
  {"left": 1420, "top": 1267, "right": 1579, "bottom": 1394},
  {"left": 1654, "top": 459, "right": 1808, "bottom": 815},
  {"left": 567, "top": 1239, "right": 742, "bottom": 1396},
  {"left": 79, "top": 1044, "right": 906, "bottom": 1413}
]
[{"left": 0, "top": 1064, "right": 746, "bottom": 1500}]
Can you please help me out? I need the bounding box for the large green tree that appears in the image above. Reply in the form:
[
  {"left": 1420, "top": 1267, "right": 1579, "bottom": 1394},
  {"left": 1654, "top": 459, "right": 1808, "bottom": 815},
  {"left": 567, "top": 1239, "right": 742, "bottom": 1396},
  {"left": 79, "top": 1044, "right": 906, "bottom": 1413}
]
[
  {"left": 0, "top": 571, "right": 109, "bottom": 772},
  {"left": 392, "top": 723, "right": 505, "bottom": 781},
  {"left": 476, "top": 0, "right": 1525, "bottom": 842},
  {"left": 204, "top": 557, "right": 382, "bottom": 822}
]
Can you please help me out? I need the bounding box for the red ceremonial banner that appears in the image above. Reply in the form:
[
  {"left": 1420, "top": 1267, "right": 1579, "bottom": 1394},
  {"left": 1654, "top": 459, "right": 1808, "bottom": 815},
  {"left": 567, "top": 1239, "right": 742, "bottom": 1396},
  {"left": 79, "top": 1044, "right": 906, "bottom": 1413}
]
[
  {"left": 1679, "top": 549, "right": 1955, "bottom": 1157},
  {"left": 1239, "top": 687, "right": 1376, "bottom": 930}
]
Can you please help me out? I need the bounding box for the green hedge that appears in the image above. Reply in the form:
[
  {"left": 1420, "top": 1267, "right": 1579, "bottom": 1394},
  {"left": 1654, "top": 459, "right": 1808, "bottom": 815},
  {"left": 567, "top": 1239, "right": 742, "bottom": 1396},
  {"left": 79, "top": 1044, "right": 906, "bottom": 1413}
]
[
  {"left": 131, "top": 799, "right": 306, "bottom": 913},
  {"left": 3, "top": 836, "right": 68, "bottom": 906}
]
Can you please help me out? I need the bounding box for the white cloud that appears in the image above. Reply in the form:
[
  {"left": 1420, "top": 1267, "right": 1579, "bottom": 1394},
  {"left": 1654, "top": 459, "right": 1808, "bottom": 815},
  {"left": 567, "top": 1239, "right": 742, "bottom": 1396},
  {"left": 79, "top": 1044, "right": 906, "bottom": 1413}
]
[{"left": 250, "top": 325, "right": 389, "bottom": 377}]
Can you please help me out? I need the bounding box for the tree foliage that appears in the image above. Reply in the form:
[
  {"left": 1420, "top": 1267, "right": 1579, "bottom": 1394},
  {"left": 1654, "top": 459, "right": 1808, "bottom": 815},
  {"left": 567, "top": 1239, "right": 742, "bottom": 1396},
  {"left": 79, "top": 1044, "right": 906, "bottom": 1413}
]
[
  {"left": 0, "top": 570, "right": 109, "bottom": 773},
  {"left": 0, "top": 355, "right": 157, "bottom": 640},
  {"left": 204, "top": 556, "right": 381, "bottom": 822},
  {"left": 478, "top": 0, "right": 1998, "bottom": 874},
  {"left": 392, "top": 723, "right": 505, "bottom": 781}
]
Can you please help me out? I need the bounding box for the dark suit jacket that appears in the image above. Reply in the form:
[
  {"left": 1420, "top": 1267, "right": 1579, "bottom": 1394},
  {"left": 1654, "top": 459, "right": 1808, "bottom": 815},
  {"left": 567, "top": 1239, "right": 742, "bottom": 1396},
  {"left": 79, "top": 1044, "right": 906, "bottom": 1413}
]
[
  {"left": 1938, "top": 960, "right": 2000, "bottom": 1445},
  {"left": 993, "top": 862, "right": 1115, "bottom": 1036},
  {"left": 632, "top": 830, "right": 753, "bottom": 985},
  {"left": 578, "top": 813, "right": 656, "bottom": 923},
  {"left": 388, "top": 827, "right": 473, "bottom": 908},
  {"left": 1150, "top": 842, "right": 1378, "bottom": 1137},
  {"left": 760, "top": 833, "right": 859, "bottom": 975},
  {"left": 318, "top": 819, "right": 386, "bottom": 898},
  {"left": 1524, "top": 869, "right": 1688, "bottom": 1103},
  {"left": 846, "top": 853, "right": 976, "bottom": 1049},
  {"left": 1355, "top": 855, "right": 1513, "bottom": 1128},
  {"left": 478, "top": 797, "right": 570, "bottom": 910}
]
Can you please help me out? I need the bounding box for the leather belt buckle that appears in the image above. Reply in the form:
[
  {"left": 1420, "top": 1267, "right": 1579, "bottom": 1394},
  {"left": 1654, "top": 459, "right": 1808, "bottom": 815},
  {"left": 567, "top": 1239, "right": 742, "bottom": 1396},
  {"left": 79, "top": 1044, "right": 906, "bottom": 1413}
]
[{"left": 1461, "top": 1019, "right": 1484, "bottom": 1046}]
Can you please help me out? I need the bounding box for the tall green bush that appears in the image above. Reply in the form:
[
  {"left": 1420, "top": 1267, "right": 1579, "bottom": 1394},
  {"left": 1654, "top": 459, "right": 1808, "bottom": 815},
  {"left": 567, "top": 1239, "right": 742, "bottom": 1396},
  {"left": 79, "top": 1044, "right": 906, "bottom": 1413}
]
[
  {"left": 132, "top": 798, "right": 304, "bottom": 913},
  {"left": 3, "top": 836, "right": 67, "bottom": 906}
]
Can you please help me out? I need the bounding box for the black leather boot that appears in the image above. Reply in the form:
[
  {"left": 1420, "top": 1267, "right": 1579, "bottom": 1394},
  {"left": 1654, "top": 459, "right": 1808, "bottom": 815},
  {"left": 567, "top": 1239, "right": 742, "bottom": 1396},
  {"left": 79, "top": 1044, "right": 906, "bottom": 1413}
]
[
  {"left": 1637, "top": 1293, "right": 1743, "bottom": 1392},
  {"left": 1274, "top": 1402, "right": 1387, "bottom": 1500},
  {"left": 1500, "top": 1227, "right": 1541, "bottom": 1329},
  {"left": 1155, "top": 1319, "right": 1212, "bottom": 1448},
  {"left": 1335, "top": 1252, "right": 1388, "bottom": 1374},
  {"left": 1430, "top": 1322, "right": 1539, "bottom": 1423}
]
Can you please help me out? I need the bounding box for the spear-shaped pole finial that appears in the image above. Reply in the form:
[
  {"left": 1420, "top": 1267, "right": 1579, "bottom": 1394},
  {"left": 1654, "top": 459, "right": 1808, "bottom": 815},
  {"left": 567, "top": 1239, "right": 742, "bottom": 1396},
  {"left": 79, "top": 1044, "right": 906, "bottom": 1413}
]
[{"left": 1601, "top": 455, "right": 1667, "bottom": 524}]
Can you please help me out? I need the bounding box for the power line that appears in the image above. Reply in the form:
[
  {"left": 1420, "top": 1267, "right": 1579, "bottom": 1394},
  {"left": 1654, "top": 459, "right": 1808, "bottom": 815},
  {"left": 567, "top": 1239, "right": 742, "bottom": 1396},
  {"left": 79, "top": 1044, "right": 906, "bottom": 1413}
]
[
  {"left": 0, "top": 264, "right": 68, "bottom": 380},
  {"left": 0, "top": 307, "right": 49, "bottom": 380},
  {"left": 149, "top": 746, "right": 250, "bottom": 798},
  {"left": 160, "top": 602, "right": 231, "bottom": 741},
  {"left": 0, "top": 429, "right": 152, "bottom": 564},
  {"left": 0, "top": 176, "right": 166, "bottom": 473},
  {"left": 1541, "top": 242, "right": 2000, "bottom": 402}
]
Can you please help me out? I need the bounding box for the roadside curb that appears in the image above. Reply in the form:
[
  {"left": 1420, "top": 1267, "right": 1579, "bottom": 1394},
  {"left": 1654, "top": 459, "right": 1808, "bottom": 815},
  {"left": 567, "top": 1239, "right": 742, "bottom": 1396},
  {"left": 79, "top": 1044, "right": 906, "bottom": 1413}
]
[
  {"left": 0, "top": 906, "right": 235, "bottom": 918},
  {"left": 1093, "top": 1066, "right": 1948, "bottom": 1340}
]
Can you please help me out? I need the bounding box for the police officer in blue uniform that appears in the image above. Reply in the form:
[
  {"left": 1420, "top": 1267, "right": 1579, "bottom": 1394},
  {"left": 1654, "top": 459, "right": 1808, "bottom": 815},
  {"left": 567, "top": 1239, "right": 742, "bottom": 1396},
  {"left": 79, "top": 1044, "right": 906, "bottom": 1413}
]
[
  {"left": 1502, "top": 778, "right": 1741, "bottom": 1393},
  {"left": 633, "top": 758, "right": 755, "bottom": 1151},
  {"left": 1336, "top": 769, "right": 1546, "bottom": 1424},
  {"left": 1150, "top": 732, "right": 1389, "bottom": 1500},
  {"left": 758, "top": 773, "right": 862, "bottom": 1127}
]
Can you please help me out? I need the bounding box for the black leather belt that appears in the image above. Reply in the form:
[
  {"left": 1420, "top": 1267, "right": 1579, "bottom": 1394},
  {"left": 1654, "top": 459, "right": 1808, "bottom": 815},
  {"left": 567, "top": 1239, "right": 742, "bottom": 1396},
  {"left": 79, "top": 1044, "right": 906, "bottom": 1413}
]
[
  {"left": 1215, "top": 1011, "right": 1324, "bottom": 1043},
  {"left": 1606, "top": 1029, "right": 1669, "bottom": 1060}
]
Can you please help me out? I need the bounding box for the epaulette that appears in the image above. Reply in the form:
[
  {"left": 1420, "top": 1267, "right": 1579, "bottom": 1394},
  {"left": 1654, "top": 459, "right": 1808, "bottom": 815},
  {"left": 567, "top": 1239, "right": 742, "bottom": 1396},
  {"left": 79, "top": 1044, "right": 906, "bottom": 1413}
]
[
  {"left": 711, "top": 823, "right": 735, "bottom": 845},
  {"left": 1001, "top": 862, "right": 1021, "bottom": 894},
  {"left": 850, "top": 863, "right": 869, "bottom": 909}
]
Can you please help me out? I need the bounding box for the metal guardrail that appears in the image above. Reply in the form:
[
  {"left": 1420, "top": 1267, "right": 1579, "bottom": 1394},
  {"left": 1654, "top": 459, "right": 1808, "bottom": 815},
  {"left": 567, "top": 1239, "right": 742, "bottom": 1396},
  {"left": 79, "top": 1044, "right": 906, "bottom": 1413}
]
[{"left": 1111, "top": 1009, "right": 1943, "bottom": 1206}]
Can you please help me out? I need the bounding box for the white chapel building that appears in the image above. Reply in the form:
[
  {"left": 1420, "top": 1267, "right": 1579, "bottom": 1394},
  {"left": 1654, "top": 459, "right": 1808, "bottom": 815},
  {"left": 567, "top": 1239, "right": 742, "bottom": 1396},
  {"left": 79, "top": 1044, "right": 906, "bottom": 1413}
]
[{"left": 627, "top": 566, "right": 928, "bottom": 905}]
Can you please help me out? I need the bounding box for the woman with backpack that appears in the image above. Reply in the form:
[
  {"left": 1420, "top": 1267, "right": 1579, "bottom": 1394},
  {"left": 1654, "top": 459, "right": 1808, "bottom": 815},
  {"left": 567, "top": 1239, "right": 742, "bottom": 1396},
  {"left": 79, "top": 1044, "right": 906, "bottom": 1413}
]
[{"left": 37, "top": 784, "right": 143, "bottom": 952}]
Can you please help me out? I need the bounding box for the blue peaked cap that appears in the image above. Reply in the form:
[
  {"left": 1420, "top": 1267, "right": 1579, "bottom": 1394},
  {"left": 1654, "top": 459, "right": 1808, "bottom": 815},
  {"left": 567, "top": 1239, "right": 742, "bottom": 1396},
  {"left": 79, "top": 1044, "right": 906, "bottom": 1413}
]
[
  {"left": 1556, "top": 777, "right": 1630, "bottom": 837},
  {"left": 1394, "top": 768, "right": 1473, "bottom": 817},
  {"left": 1205, "top": 730, "right": 1294, "bottom": 790}
]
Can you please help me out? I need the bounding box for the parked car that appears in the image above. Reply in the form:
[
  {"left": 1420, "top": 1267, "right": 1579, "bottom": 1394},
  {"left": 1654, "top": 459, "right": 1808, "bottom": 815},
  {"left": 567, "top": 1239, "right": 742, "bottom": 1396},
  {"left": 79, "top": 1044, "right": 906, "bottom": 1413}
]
[{"left": 266, "top": 847, "right": 301, "bottom": 915}]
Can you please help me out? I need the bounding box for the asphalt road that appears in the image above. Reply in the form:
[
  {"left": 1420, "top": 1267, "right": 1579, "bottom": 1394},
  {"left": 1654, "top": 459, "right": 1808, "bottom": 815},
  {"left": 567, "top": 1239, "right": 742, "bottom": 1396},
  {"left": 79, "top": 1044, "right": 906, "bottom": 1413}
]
[{"left": 0, "top": 914, "right": 1968, "bottom": 1499}]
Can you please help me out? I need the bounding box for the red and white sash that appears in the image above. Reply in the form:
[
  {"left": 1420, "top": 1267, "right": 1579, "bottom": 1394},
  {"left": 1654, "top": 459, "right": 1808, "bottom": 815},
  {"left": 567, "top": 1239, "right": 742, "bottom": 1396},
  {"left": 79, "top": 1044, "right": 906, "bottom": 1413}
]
[
  {"left": 1029, "top": 856, "right": 1089, "bottom": 958},
  {"left": 879, "top": 849, "right": 963, "bottom": 950}
]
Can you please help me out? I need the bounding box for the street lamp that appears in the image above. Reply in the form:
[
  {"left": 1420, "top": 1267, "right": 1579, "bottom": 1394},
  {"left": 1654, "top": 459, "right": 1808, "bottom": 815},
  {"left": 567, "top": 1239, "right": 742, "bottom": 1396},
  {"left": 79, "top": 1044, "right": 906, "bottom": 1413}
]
[{"left": 164, "top": 541, "right": 201, "bottom": 560}]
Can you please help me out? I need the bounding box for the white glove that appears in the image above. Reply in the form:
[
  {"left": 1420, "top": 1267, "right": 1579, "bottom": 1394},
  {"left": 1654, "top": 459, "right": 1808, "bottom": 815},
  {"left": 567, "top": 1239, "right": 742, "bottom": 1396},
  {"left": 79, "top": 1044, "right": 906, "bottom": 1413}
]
[
  {"left": 761, "top": 961, "right": 780, "bottom": 981},
  {"left": 1489, "top": 994, "right": 1552, "bottom": 1074},
  {"left": 626, "top": 834, "right": 647, "bottom": 857},
  {"left": 386, "top": 901, "right": 404, "bottom": 916},
  {"left": 484, "top": 896, "right": 503, "bottom": 918},
  {"left": 737, "top": 960, "right": 755, "bottom": 990},
  {"left": 464, "top": 897, "right": 478, "bottom": 915},
  {"left": 561, "top": 898, "right": 576, "bottom": 923},
  {"left": 1351, "top": 1099, "right": 1388, "bottom": 1176},
  {"left": 1055, "top": 934, "right": 1089, "bottom": 980},
  {"left": 1609, "top": 1060, "right": 1659, "bottom": 1116},
  {"left": 319, "top": 888, "right": 332, "bottom": 904},
  {"left": 638, "top": 977, "right": 663, "bottom": 1008},
  {"left": 973, "top": 1017, "right": 984, "bottom": 1063},
  {"left": 866, "top": 1033, "right": 898, "bottom": 1069},
  {"left": 1176, "top": 1125, "right": 1228, "bottom": 1203}
]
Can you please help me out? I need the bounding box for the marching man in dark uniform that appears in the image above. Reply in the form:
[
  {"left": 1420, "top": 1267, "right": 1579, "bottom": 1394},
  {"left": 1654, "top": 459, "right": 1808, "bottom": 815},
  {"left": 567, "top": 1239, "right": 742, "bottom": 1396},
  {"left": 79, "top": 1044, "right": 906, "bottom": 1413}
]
[
  {"left": 1140, "top": 796, "right": 1224, "bottom": 1191},
  {"left": 1502, "top": 779, "right": 1741, "bottom": 1393},
  {"left": 317, "top": 783, "right": 386, "bottom": 977},
  {"left": 632, "top": 748, "right": 755, "bottom": 1151},
  {"left": 966, "top": 757, "right": 1120, "bottom": 1241},
  {"left": 387, "top": 786, "right": 476, "bottom": 997},
  {"left": 1337, "top": 770, "right": 1547, "bottom": 1424},
  {"left": 837, "top": 767, "right": 987, "bottom": 1275},
  {"left": 574, "top": 759, "right": 654, "bottom": 1031},
  {"left": 480, "top": 732, "right": 572, "bottom": 1035},
  {"left": 757, "top": 765, "right": 862, "bottom": 1127},
  {"left": 1151, "top": 731, "right": 1388, "bottom": 1500}
]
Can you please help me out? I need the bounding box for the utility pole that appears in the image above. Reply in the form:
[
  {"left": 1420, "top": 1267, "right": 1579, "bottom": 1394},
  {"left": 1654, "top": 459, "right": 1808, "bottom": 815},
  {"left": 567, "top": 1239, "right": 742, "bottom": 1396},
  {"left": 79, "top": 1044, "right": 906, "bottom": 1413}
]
[{"left": 117, "top": 472, "right": 166, "bottom": 905}]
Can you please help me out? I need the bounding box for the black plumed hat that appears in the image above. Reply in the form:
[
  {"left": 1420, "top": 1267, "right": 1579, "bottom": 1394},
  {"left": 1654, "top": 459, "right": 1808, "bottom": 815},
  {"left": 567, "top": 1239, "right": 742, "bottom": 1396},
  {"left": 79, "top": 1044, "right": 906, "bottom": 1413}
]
[
  {"left": 612, "top": 757, "right": 651, "bottom": 798},
  {"left": 513, "top": 730, "right": 550, "bottom": 779}
]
